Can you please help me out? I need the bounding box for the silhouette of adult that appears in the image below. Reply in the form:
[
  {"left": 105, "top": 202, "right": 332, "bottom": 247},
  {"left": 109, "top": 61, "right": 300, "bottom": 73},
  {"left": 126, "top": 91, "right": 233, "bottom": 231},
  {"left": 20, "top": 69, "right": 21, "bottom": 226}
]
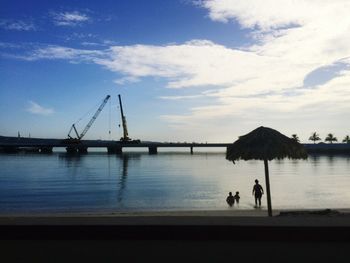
[
  {"left": 226, "top": 192, "right": 235, "bottom": 207},
  {"left": 252, "top": 179, "right": 264, "bottom": 207}
]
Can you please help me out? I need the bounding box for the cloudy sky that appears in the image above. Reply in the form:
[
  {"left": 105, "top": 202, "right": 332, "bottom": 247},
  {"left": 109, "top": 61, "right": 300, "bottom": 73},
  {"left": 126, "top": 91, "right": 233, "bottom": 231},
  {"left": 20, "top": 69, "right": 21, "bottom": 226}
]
[{"left": 1, "top": 0, "right": 349, "bottom": 143}]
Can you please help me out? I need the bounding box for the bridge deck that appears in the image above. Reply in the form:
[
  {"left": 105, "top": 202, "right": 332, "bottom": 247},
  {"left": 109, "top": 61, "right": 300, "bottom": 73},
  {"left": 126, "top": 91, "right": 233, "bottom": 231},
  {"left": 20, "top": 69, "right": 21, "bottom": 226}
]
[{"left": 0, "top": 136, "right": 230, "bottom": 148}]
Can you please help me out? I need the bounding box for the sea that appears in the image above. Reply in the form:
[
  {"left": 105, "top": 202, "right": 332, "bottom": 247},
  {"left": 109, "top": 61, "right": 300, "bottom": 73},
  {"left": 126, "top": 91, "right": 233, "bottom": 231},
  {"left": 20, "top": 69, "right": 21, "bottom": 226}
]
[{"left": 0, "top": 149, "right": 349, "bottom": 214}]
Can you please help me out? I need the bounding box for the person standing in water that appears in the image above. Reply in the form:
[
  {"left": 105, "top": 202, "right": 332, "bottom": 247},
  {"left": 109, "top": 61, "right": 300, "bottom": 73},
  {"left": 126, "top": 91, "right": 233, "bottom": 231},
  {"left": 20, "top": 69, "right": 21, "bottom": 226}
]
[
  {"left": 252, "top": 179, "right": 264, "bottom": 207},
  {"left": 234, "top": 191, "right": 240, "bottom": 204},
  {"left": 226, "top": 192, "right": 235, "bottom": 207}
]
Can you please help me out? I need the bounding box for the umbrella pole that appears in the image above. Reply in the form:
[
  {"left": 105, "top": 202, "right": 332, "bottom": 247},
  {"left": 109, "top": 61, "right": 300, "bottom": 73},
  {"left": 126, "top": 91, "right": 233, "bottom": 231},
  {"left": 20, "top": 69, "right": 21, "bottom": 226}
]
[{"left": 264, "top": 159, "right": 273, "bottom": 217}]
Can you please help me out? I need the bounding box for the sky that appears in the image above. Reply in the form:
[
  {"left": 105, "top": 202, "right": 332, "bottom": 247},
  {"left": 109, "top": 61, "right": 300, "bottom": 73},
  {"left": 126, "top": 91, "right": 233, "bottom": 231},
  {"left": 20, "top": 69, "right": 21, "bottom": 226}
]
[{"left": 1, "top": 0, "right": 349, "bottom": 143}]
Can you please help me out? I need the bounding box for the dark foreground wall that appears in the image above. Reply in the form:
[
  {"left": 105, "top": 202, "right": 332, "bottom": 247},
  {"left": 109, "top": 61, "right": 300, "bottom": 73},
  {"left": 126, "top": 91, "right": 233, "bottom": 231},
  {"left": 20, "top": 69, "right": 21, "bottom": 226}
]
[{"left": 1, "top": 224, "right": 350, "bottom": 262}]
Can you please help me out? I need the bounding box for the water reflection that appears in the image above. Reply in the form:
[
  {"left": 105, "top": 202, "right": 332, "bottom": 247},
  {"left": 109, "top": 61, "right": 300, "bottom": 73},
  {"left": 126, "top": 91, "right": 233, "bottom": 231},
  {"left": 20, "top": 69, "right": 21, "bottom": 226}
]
[
  {"left": 309, "top": 154, "right": 320, "bottom": 167},
  {"left": 58, "top": 153, "right": 83, "bottom": 166},
  {"left": 327, "top": 154, "right": 335, "bottom": 164},
  {"left": 117, "top": 154, "right": 129, "bottom": 203},
  {"left": 275, "top": 159, "right": 284, "bottom": 165},
  {"left": 116, "top": 153, "right": 141, "bottom": 204},
  {"left": 58, "top": 153, "right": 83, "bottom": 177}
]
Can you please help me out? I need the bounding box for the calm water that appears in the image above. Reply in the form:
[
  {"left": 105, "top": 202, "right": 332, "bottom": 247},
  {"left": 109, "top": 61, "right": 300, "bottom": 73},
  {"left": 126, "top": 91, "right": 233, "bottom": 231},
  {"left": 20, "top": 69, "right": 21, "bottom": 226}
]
[{"left": 0, "top": 150, "right": 350, "bottom": 214}]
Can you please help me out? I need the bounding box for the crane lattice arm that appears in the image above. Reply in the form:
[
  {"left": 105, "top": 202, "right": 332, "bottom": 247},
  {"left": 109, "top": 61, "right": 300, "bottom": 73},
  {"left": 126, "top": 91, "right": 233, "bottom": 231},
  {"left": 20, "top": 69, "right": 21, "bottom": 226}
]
[
  {"left": 68, "top": 95, "right": 111, "bottom": 140},
  {"left": 118, "top": 94, "right": 130, "bottom": 141}
]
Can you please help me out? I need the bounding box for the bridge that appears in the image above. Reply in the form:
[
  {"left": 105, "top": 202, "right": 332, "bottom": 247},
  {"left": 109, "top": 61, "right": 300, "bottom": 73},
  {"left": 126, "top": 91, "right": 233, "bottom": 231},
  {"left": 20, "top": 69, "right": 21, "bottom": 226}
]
[
  {"left": 1, "top": 135, "right": 350, "bottom": 154},
  {"left": 0, "top": 136, "right": 231, "bottom": 154}
]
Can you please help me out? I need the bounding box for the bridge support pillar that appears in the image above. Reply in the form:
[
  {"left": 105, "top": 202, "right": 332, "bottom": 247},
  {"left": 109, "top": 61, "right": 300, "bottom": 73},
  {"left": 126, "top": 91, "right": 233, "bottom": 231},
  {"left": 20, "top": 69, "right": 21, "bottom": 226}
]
[
  {"left": 148, "top": 146, "right": 157, "bottom": 154},
  {"left": 40, "top": 147, "right": 53, "bottom": 153},
  {"left": 66, "top": 147, "right": 78, "bottom": 153},
  {"left": 107, "top": 146, "right": 122, "bottom": 154},
  {"left": 65, "top": 146, "right": 88, "bottom": 154},
  {"left": 190, "top": 147, "right": 193, "bottom": 154},
  {"left": 78, "top": 147, "right": 88, "bottom": 153}
]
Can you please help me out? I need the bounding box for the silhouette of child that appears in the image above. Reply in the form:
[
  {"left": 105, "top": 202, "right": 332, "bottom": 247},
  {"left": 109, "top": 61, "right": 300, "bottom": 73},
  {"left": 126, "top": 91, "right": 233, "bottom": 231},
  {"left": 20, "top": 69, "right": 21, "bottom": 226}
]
[
  {"left": 234, "top": 191, "right": 240, "bottom": 204},
  {"left": 226, "top": 192, "right": 235, "bottom": 207}
]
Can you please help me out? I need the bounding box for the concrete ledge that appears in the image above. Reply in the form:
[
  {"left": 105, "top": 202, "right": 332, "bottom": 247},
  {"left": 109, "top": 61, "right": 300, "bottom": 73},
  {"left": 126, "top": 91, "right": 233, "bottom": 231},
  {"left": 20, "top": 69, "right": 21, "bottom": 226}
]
[
  {"left": 1, "top": 224, "right": 350, "bottom": 241},
  {"left": 1, "top": 209, "right": 350, "bottom": 241}
]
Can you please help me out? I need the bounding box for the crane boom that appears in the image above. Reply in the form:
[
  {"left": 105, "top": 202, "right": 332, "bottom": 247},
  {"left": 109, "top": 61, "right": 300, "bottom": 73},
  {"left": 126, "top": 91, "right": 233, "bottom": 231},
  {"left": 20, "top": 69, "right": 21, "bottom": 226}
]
[
  {"left": 118, "top": 94, "right": 130, "bottom": 141},
  {"left": 79, "top": 95, "right": 110, "bottom": 139},
  {"left": 68, "top": 95, "right": 110, "bottom": 140}
]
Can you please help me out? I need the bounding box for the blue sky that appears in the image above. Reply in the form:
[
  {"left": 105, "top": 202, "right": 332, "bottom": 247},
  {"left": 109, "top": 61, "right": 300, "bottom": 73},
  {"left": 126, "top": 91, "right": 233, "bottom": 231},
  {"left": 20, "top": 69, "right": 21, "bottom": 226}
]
[{"left": 1, "top": 0, "right": 350, "bottom": 143}]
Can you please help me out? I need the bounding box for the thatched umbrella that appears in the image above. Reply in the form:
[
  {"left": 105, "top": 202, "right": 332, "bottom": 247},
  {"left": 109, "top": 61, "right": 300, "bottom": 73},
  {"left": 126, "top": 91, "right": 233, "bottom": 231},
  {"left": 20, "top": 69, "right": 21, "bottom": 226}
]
[{"left": 226, "top": 126, "right": 307, "bottom": 216}]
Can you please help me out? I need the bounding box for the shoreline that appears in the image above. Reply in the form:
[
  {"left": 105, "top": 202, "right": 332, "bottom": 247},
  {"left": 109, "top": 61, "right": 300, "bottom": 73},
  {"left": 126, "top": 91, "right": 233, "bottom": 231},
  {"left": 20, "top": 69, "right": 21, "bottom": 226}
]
[
  {"left": 1, "top": 208, "right": 350, "bottom": 226},
  {"left": 1, "top": 207, "right": 350, "bottom": 215}
]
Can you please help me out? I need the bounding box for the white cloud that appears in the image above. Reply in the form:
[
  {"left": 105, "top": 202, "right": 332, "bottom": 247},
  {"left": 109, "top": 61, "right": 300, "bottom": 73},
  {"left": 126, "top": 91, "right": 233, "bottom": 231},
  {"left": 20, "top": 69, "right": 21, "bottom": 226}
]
[
  {"left": 0, "top": 42, "right": 22, "bottom": 48},
  {"left": 93, "top": 40, "right": 272, "bottom": 90},
  {"left": 199, "top": 0, "right": 311, "bottom": 29},
  {"left": 160, "top": 69, "right": 350, "bottom": 139},
  {"left": 114, "top": 76, "right": 140, "bottom": 85},
  {"left": 158, "top": 95, "right": 204, "bottom": 100},
  {"left": 81, "top": 41, "right": 102, "bottom": 47},
  {"left": 22, "top": 45, "right": 105, "bottom": 61},
  {"left": 8, "top": 0, "right": 350, "bottom": 140},
  {"left": 27, "top": 101, "right": 54, "bottom": 116},
  {"left": 0, "top": 19, "right": 36, "bottom": 31},
  {"left": 51, "top": 11, "right": 90, "bottom": 26}
]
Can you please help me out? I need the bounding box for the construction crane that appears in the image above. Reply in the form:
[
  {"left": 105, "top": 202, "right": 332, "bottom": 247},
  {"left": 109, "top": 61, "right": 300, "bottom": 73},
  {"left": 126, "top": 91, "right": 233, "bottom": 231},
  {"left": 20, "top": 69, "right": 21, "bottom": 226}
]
[
  {"left": 117, "top": 94, "right": 140, "bottom": 143},
  {"left": 67, "top": 95, "right": 111, "bottom": 140},
  {"left": 118, "top": 94, "right": 131, "bottom": 142}
]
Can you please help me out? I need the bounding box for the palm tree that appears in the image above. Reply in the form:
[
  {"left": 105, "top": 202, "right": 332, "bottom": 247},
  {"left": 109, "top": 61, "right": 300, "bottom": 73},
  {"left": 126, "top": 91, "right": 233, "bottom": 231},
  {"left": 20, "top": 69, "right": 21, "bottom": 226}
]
[
  {"left": 291, "top": 134, "right": 299, "bottom": 142},
  {"left": 308, "top": 132, "right": 321, "bottom": 144},
  {"left": 343, "top": 135, "right": 350, "bottom": 144},
  {"left": 325, "top": 133, "right": 337, "bottom": 144}
]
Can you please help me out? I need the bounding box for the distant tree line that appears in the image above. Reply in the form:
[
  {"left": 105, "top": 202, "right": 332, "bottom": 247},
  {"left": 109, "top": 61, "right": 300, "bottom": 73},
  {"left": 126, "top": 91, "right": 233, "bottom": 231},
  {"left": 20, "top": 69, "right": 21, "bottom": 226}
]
[{"left": 290, "top": 132, "right": 350, "bottom": 144}]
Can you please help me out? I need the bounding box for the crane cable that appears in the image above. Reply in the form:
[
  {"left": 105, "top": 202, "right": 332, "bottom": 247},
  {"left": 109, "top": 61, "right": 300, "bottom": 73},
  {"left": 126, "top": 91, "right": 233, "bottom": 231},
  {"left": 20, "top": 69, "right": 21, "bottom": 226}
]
[
  {"left": 108, "top": 98, "right": 111, "bottom": 139},
  {"left": 74, "top": 98, "right": 105, "bottom": 126},
  {"left": 117, "top": 105, "right": 121, "bottom": 139}
]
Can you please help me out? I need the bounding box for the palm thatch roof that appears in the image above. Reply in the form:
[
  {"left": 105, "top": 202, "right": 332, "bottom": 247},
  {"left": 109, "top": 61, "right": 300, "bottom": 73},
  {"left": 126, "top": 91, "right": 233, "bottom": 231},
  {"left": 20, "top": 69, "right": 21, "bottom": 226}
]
[{"left": 226, "top": 126, "right": 308, "bottom": 163}]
